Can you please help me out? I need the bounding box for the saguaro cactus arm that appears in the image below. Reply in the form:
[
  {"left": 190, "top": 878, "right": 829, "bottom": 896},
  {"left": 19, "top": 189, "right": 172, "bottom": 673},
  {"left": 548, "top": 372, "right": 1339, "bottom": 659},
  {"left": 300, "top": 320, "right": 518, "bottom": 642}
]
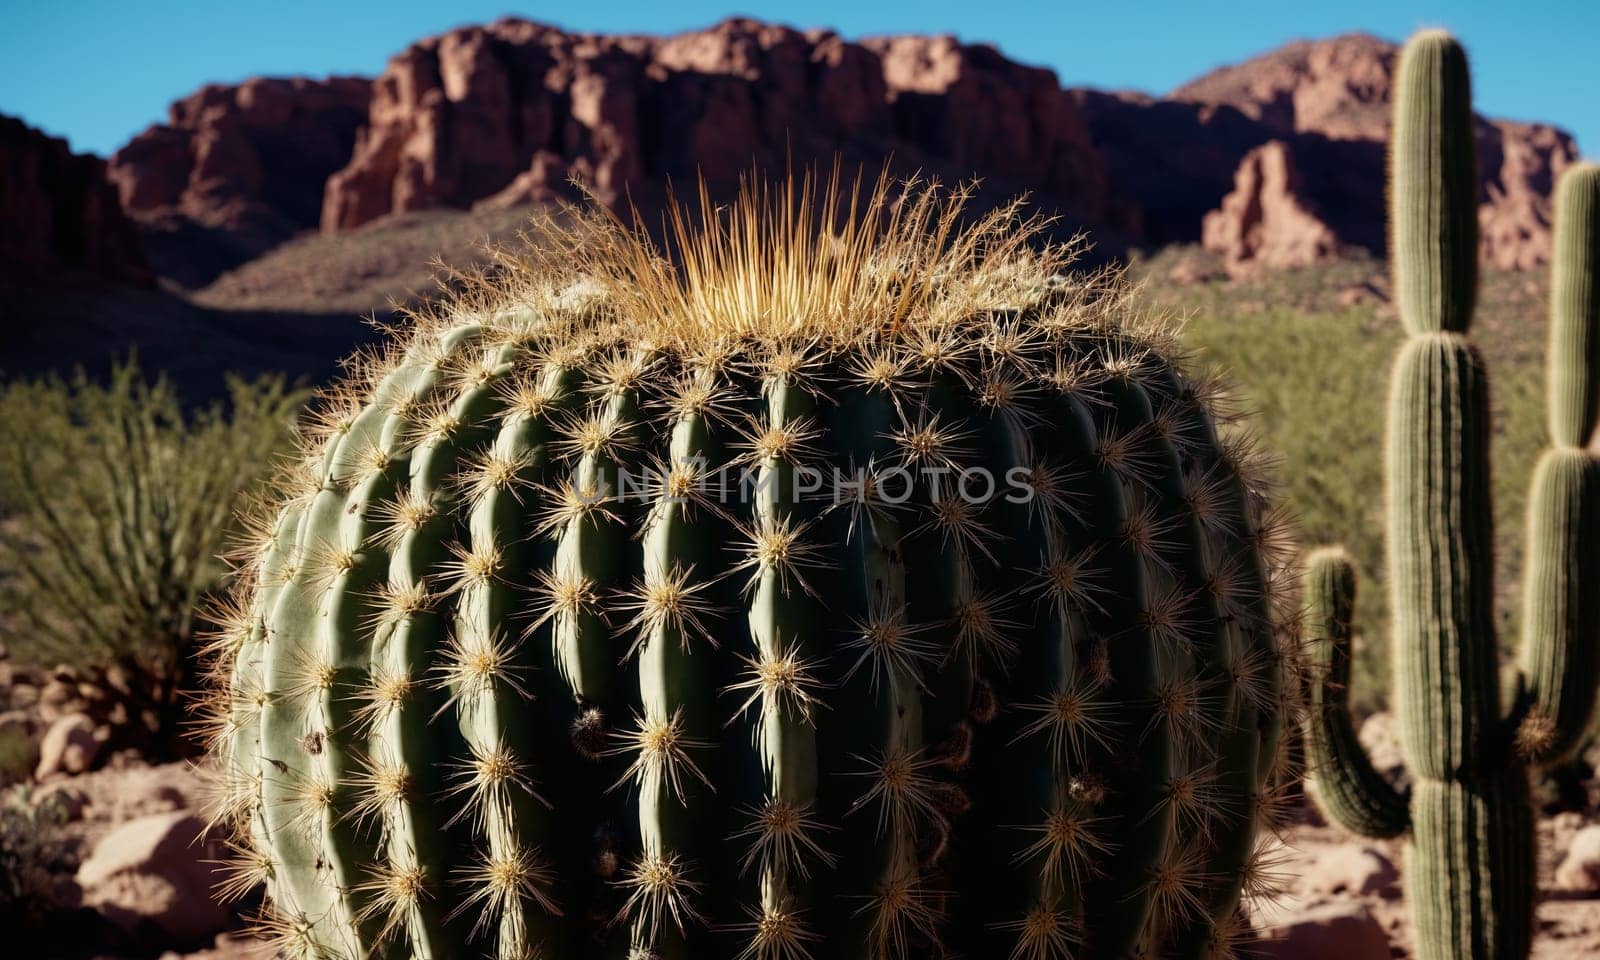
[
  {"left": 1301, "top": 548, "right": 1410, "bottom": 838},
  {"left": 1515, "top": 163, "right": 1600, "bottom": 764},
  {"left": 1391, "top": 29, "right": 1478, "bottom": 336},
  {"left": 1545, "top": 164, "right": 1600, "bottom": 449}
]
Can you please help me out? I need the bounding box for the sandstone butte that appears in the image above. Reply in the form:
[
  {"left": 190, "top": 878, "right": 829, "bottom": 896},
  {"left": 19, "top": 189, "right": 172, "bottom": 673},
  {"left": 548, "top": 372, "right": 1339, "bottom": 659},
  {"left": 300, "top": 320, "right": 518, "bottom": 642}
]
[{"left": 1174, "top": 33, "right": 1577, "bottom": 275}]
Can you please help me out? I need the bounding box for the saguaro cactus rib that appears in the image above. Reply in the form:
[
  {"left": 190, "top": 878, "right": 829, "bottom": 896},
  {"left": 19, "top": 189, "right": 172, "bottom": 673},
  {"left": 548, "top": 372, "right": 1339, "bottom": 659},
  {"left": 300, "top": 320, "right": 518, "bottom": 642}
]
[
  {"left": 1409, "top": 779, "right": 1535, "bottom": 958},
  {"left": 1303, "top": 31, "right": 1600, "bottom": 960},
  {"left": 210, "top": 172, "right": 1298, "bottom": 960}
]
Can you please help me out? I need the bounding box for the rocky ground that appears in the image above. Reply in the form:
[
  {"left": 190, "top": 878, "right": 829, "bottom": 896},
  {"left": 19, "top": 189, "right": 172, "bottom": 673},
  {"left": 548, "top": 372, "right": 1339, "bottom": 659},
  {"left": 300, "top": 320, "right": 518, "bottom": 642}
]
[
  {"left": 14, "top": 756, "right": 1600, "bottom": 958},
  {"left": 9, "top": 630, "right": 1600, "bottom": 960},
  {"left": 1263, "top": 808, "right": 1600, "bottom": 958}
]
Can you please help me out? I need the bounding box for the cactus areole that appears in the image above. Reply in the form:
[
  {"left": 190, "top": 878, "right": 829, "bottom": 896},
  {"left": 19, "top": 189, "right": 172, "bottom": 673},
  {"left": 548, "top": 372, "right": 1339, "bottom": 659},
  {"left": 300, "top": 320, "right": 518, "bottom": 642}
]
[{"left": 208, "top": 173, "right": 1296, "bottom": 960}]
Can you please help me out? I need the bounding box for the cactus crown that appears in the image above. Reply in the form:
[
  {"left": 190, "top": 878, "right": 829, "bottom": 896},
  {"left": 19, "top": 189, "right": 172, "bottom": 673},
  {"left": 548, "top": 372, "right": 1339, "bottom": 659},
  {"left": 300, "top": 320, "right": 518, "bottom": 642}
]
[
  {"left": 206, "top": 171, "right": 1298, "bottom": 960},
  {"left": 531, "top": 171, "right": 1068, "bottom": 347}
]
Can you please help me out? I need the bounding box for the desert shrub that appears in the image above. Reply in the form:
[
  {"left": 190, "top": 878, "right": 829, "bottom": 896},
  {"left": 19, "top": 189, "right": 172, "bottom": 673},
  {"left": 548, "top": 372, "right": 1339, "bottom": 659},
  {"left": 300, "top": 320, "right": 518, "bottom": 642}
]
[
  {"left": 0, "top": 362, "right": 307, "bottom": 757},
  {"left": 0, "top": 728, "right": 34, "bottom": 786},
  {"left": 1182, "top": 304, "right": 1544, "bottom": 713},
  {"left": 0, "top": 791, "right": 76, "bottom": 927}
]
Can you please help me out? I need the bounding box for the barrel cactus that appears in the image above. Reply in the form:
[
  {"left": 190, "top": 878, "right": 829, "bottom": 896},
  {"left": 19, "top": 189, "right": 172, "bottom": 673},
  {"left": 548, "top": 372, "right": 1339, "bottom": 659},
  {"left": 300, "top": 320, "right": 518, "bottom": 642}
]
[
  {"left": 205, "top": 175, "right": 1297, "bottom": 960},
  {"left": 1302, "top": 30, "right": 1600, "bottom": 960}
]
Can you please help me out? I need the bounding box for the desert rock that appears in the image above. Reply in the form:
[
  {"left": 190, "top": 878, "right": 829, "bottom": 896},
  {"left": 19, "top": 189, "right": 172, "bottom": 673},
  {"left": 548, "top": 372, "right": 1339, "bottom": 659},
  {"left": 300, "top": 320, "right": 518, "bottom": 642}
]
[
  {"left": 76, "top": 811, "right": 233, "bottom": 946},
  {"left": 159, "top": 932, "right": 278, "bottom": 960},
  {"left": 1478, "top": 119, "right": 1576, "bottom": 271},
  {"left": 1256, "top": 900, "right": 1391, "bottom": 959},
  {"left": 109, "top": 76, "right": 370, "bottom": 233},
  {"left": 1172, "top": 33, "right": 1575, "bottom": 269},
  {"left": 36, "top": 712, "right": 101, "bottom": 779},
  {"left": 1557, "top": 824, "right": 1600, "bottom": 892},
  {"left": 1201, "top": 139, "right": 1340, "bottom": 276},
  {"left": 9, "top": 681, "right": 39, "bottom": 710},
  {"left": 320, "top": 17, "right": 1130, "bottom": 239},
  {"left": 107, "top": 75, "right": 370, "bottom": 284},
  {"left": 39, "top": 676, "right": 84, "bottom": 723},
  {"left": 1173, "top": 33, "right": 1395, "bottom": 141},
  {"left": 1304, "top": 844, "right": 1401, "bottom": 899},
  {"left": 1359, "top": 710, "right": 1408, "bottom": 787},
  {"left": 84, "top": 23, "right": 1579, "bottom": 276}
]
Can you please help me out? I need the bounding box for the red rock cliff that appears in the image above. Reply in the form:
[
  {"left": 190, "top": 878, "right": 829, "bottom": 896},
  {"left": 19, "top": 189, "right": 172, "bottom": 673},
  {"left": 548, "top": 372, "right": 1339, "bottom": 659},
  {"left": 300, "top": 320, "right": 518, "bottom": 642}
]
[
  {"left": 109, "top": 75, "right": 371, "bottom": 237},
  {"left": 320, "top": 17, "right": 1134, "bottom": 238},
  {"left": 90, "top": 23, "right": 1582, "bottom": 275},
  {"left": 1171, "top": 33, "right": 1577, "bottom": 271},
  {"left": 0, "top": 115, "right": 149, "bottom": 283}
]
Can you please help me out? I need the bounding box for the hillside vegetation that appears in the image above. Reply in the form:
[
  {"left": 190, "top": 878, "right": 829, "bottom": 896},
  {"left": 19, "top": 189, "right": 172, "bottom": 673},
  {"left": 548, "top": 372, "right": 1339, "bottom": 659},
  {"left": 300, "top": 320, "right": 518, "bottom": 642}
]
[{"left": 1146, "top": 248, "right": 1550, "bottom": 712}]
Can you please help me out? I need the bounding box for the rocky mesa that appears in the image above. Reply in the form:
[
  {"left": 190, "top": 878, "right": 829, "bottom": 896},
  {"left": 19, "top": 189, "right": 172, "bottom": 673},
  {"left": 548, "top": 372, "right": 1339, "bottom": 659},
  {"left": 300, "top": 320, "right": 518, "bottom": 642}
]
[
  {"left": 316, "top": 18, "right": 1134, "bottom": 239},
  {"left": 105, "top": 76, "right": 370, "bottom": 285},
  {"left": 15, "top": 18, "right": 1587, "bottom": 292},
  {"left": 1171, "top": 33, "right": 1578, "bottom": 274}
]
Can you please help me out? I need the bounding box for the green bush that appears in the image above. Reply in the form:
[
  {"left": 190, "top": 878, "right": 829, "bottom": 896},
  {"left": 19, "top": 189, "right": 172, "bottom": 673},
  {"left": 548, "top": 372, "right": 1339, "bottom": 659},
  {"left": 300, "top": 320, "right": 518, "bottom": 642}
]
[
  {"left": 0, "top": 792, "right": 76, "bottom": 927},
  {"left": 1182, "top": 305, "right": 1544, "bottom": 714},
  {"left": 0, "top": 362, "right": 307, "bottom": 756},
  {"left": 0, "top": 729, "right": 34, "bottom": 786}
]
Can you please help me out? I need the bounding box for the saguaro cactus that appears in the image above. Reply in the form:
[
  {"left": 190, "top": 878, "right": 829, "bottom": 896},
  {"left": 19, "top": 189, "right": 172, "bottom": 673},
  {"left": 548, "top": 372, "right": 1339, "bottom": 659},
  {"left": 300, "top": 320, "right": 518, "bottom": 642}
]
[
  {"left": 205, "top": 173, "right": 1299, "bottom": 960},
  {"left": 1303, "top": 30, "right": 1600, "bottom": 960}
]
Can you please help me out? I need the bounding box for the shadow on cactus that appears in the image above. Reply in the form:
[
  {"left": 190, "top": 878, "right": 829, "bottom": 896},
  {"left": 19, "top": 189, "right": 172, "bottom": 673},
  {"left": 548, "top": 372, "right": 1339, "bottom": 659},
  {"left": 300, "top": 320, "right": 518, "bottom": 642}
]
[
  {"left": 1302, "top": 29, "right": 1600, "bottom": 960},
  {"left": 204, "top": 170, "right": 1302, "bottom": 960},
  {"left": 0, "top": 362, "right": 307, "bottom": 760}
]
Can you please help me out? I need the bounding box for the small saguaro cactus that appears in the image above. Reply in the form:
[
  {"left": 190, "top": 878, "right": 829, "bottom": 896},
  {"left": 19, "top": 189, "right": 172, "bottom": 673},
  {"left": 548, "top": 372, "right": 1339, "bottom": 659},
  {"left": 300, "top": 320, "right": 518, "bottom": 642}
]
[
  {"left": 204, "top": 172, "right": 1299, "bottom": 960},
  {"left": 1302, "top": 30, "right": 1600, "bottom": 960}
]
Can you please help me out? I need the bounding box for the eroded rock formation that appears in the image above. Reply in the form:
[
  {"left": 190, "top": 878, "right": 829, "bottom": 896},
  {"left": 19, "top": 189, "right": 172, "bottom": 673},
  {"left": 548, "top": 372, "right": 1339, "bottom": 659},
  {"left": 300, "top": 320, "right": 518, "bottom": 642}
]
[
  {"left": 1171, "top": 33, "right": 1577, "bottom": 269},
  {"left": 1200, "top": 140, "right": 1341, "bottom": 276},
  {"left": 86, "top": 22, "right": 1585, "bottom": 276},
  {"left": 319, "top": 18, "right": 1132, "bottom": 239},
  {"left": 106, "top": 76, "right": 369, "bottom": 284},
  {"left": 0, "top": 115, "right": 149, "bottom": 283}
]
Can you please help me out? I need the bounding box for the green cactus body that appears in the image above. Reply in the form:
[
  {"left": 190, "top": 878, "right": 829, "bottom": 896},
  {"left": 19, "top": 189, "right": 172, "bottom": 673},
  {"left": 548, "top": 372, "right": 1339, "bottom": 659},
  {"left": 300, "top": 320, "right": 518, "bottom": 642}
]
[
  {"left": 624, "top": 363, "right": 728, "bottom": 960},
  {"left": 1301, "top": 549, "right": 1410, "bottom": 840},
  {"left": 1303, "top": 32, "right": 1600, "bottom": 960},
  {"left": 213, "top": 176, "right": 1296, "bottom": 960},
  {"left": 1391, "top": 31, "right": 1478, "bottom": 337},
  {"left": 1517, "top": 162, "right": 1600, "bottom": 765}
]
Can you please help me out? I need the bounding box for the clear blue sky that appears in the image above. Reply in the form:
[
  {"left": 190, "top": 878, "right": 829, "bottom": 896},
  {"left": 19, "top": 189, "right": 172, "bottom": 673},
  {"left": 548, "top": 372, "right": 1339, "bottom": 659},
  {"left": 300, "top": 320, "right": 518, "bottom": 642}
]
[{"left": 3, "top": 1, "right": 1596, "bottom": 158}]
